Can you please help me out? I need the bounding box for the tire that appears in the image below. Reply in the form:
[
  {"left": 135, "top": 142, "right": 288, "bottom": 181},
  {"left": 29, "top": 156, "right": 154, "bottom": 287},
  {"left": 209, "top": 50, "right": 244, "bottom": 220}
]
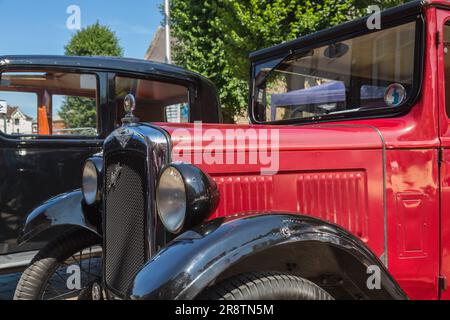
[
  {"left": 200, "top": 271, "right": 333, "bottom": 300},
  {"left": 14, "top": 228, "right": 101, "bottom": 300}
]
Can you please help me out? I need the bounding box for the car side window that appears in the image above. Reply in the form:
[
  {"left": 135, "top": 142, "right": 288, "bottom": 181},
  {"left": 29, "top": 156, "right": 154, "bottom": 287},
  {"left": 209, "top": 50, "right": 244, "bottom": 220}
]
[
  {"left": 114, "top": 76, "right": 189, "bottom": 127},
  {"left": 0, "top": 70, "right": 98, "bottom": 136},
  {"left": 254, "top": 22, "right": 417, "bottom": 122}
]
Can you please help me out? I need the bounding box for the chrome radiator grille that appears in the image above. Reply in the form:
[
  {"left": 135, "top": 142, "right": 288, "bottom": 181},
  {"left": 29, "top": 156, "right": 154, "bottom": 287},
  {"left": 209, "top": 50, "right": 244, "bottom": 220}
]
[{"left": 104, "top": 152, "right": 147, "bottom": 295}]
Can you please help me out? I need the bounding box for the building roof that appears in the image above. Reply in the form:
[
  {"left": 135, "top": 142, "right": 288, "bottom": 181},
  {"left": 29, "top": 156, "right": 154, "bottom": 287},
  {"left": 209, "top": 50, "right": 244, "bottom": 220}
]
[
  {"left": 145, "top": 26, "right": 166, "bottom": 62},
  {"left": 6, "top": 106, "right": 17, "bottom": 118},
  {"left": 5, "top": 106, "right": 33, "bottom": 121}
]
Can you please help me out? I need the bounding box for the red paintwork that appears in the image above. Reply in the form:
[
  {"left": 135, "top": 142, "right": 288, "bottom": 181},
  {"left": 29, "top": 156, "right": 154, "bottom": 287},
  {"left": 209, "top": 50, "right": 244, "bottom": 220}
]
[
  {"left": 437, "top": 7, "right": 450, "bottom": 300},
  {"left": 159, "top": 2, "right": 450, "bottom": 300}
]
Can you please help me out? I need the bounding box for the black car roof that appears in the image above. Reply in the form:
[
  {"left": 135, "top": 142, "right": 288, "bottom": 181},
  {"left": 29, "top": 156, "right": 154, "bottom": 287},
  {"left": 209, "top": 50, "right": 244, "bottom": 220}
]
[
  {"left": 0, "top": 55, "right": 206, "bottom": 82},
  {"left": 0, "top": 55, "right": 222, "bottom": 123}
]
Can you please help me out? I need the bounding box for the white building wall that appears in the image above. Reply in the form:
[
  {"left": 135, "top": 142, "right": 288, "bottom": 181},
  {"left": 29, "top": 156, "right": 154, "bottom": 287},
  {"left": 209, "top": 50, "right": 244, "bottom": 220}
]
[{"left": 0, "top": 110, "right": 34, "bottom": 135}]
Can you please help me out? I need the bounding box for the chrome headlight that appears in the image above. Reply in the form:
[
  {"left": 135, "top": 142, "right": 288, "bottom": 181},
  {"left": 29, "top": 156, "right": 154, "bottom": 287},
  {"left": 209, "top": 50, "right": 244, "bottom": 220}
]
[
  {"left": 156, "top": 163, "right": 220, "bottom": 234},
  {"left": 156, "top": 166, "right": 187, "bottom": 233},
  {"left": 82, "top": 158, "right": 102, "bottom": 206}
]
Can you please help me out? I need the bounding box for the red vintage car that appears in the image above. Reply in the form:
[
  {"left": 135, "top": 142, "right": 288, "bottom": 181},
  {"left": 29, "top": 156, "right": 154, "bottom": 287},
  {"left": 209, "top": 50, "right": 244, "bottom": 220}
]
[{"left": 12, "top": 0, "right": 450, "bottom": 300}]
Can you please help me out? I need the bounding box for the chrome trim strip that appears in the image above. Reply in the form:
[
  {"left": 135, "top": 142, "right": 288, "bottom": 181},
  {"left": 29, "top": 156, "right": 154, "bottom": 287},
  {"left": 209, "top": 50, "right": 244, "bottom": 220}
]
[
  {"left": 369, "top": 125, "right": 388, "bottom": 268},
  {"left": 137, "top": 124, "right": 171, "bottom": 255}
]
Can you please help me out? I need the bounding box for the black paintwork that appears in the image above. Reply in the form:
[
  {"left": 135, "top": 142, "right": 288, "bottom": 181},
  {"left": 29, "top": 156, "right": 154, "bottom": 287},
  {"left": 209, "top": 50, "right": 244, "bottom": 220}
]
[
  {"left": 0, "top": 141, "right": 103, "bottom": 254},
  {"left": 0, "top": 56, "right": 220, "bottom": 255},
  {"left": 128, "top": 213, "right": 407, "bottom": 300},
  {"left": 19, "top": 190, "right": 100, "bottom": 244}
]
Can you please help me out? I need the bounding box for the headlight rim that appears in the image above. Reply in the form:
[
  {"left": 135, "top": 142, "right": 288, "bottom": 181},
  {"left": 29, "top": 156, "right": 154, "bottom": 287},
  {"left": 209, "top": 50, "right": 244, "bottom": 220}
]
[
  {"left": 82, "top": 157, "right": 103, "bottom": 206},
  {"left": 156, "top": 162, "right": 220, "bottom": 234},
  {"left": 156, "top": 164, "right": 188, "bottom": 234}
]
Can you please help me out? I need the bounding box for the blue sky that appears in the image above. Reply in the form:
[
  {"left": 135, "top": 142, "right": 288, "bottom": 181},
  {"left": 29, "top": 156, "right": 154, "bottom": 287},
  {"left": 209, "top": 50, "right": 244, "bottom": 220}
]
[
  {"left": 0, "top": 0, "right": 163, "bottom": 121},
  {"left": 0, "top": 0, "right": 163, "bottom": 58}
]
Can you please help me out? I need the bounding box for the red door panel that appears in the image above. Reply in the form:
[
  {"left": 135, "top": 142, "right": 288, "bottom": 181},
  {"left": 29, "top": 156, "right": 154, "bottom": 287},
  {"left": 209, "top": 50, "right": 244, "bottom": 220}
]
[
  {"left": 437, "top": 8, "right": 450, "bottom": 300},
  {"left": 386, "top": 149, "right": 440, "bottom": 299}
]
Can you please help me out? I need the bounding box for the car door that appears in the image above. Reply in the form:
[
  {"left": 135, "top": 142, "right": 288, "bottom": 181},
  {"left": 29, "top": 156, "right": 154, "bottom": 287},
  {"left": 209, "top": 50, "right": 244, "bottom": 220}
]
[
  {"left": 437, "top": 8, "right": 450, "bottom": 300},
  {"left": 0, "top": 65, "right": 109, "bottom": 255}
]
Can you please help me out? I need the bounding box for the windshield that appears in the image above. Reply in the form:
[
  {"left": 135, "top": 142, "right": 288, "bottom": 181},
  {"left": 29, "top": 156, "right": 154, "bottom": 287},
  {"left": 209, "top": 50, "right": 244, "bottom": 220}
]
[{"left": 253, "top": 21, "right": 419, "bottom": 123}]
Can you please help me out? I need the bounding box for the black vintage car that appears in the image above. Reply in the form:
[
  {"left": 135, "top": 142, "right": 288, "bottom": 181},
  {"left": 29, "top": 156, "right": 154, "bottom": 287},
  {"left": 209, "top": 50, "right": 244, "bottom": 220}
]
[{"left": 0, "top": 56, "right": 220, "bottom": 272}]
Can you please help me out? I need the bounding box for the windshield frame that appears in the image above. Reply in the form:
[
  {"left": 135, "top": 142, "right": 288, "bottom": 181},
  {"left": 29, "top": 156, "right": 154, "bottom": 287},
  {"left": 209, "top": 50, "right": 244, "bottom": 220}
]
[{"left": 249, "top": 13, "right": 425, "bottom": 125}]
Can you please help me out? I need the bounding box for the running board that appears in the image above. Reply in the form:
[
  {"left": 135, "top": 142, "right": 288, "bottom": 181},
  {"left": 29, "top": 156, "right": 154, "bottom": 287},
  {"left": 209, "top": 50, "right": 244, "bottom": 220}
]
[
  {"left": 0, "top": 251, "right": 38, "bottom": 272},
  {"left": 0, "top": 246, "right": 102, "bottom": 273}
]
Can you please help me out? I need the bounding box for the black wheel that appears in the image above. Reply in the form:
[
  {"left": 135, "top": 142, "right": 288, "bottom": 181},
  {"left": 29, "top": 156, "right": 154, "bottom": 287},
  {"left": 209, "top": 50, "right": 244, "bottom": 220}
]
[
  {"left": 200, "top": 272, "right": 333, "bottom": 300},
  {"left": 14, "top": 228, "right": 102, "bottom": 300}
]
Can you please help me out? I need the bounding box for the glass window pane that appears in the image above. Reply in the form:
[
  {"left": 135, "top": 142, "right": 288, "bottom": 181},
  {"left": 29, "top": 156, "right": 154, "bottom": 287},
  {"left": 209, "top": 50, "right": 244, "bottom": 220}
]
[
  {"left": 0, "top": 71, "right": 98, "bottom": 136},
  {"left": 0, "top": 91, "right": 36, "bottom": 135},
  {"left": 254, "top": 21, "right": 417, "bottom": 122},
  {"left": 115, "top": 76, "right": 189, "bottom": 126}
]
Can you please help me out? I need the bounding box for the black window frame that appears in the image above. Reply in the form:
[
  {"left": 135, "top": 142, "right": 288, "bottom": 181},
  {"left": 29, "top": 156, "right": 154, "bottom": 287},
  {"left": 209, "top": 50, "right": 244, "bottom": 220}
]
[
  {"left": 249, "top": 14, "right": 425, "bottom": 125},
  {"left": 109, "top": 71, "right": 195, "bottom": 129},
  {"left": 0, "top": 65, "right": 107, "bottom": 141}
]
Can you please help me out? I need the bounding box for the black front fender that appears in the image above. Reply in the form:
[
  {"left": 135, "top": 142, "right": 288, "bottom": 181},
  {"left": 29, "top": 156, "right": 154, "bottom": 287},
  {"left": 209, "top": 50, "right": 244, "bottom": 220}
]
[
  {"left": 19, "top": 189, "right": 101, "bottom": 244},
  {"left": 129, "top": 213, "right": 407, "bottom": 300}
]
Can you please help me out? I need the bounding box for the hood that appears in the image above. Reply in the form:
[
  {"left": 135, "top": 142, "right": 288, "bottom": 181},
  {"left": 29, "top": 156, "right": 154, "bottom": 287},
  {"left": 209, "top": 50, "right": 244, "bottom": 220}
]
[{"left": 158, "top": 123, "right": 384, "bottom": 153}]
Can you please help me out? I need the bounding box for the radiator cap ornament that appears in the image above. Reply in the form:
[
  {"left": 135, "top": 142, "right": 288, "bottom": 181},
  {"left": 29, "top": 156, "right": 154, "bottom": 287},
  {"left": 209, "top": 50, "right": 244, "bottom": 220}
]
[
  {"left": 124, "top": 94, "right": 136, "bottom": 113},
  {"left": 122, "top": 94, "right": 139, "bottom": 124}
]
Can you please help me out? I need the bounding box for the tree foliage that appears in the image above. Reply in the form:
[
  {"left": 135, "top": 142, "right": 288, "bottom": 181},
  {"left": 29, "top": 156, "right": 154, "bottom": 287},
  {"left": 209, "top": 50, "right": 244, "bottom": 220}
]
[
  {"left": 170, "top": 0, "right": 407, "bottom": 122},
  {"left": 60, "top": 23, "right": 123, "bottom": 130},
  {"left": 64, "top": 22, "right": 124, "bottom": 57},
  {"left": 58, "top": 96, "right": 97, "bottom": 130}
]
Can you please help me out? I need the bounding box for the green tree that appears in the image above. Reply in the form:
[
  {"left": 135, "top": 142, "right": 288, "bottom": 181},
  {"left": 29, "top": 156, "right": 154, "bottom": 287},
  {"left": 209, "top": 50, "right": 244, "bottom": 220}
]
[
  {"left": 64, "top": 22, "right": 124, "bottom": 56},
  {"left": 170, "top": 0, "right": 407, "bottom": 122},
  {"left": 59, "top": 22, "right": 123, "bottom": 130},
  {"left": 58, "top": 96, "right": 97, "bottom": 129}
]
